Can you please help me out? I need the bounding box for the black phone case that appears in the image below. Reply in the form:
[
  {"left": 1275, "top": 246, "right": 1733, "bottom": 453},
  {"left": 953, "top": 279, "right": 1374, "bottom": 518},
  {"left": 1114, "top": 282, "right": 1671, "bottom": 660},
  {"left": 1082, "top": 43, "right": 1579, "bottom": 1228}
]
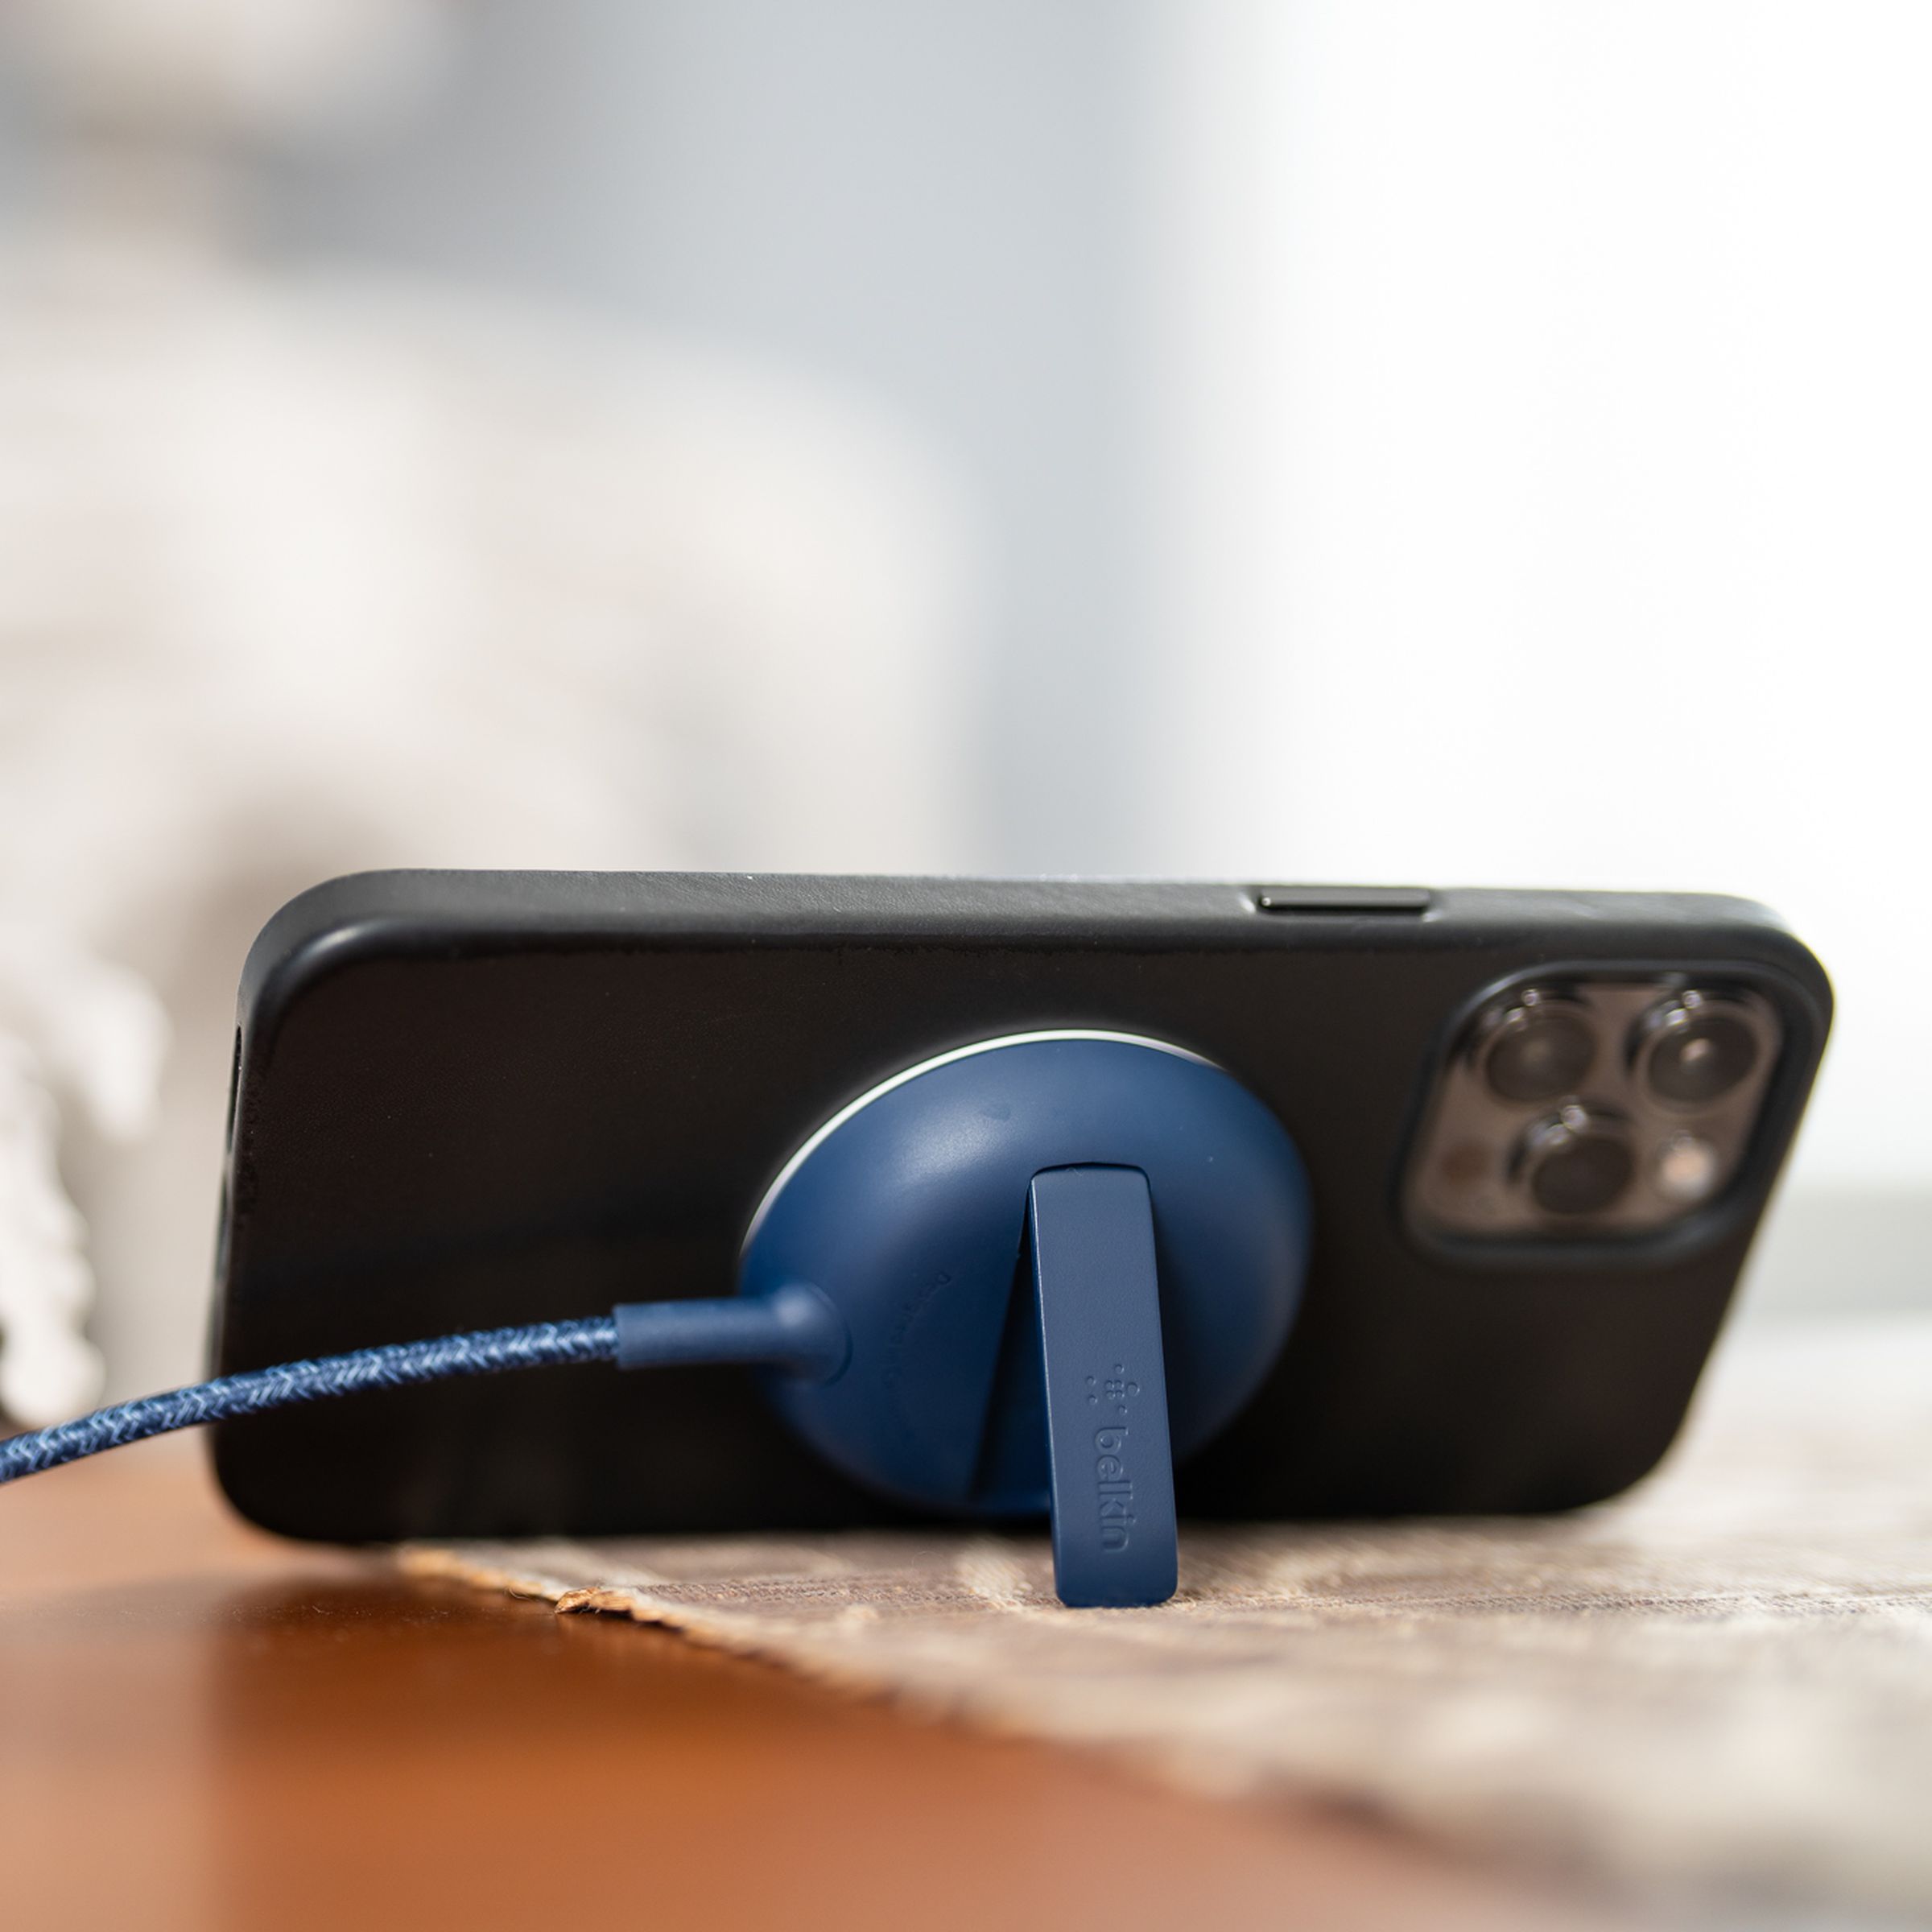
[{"left": 210, "top": 872, "right": 1830, "bottom": 1542}]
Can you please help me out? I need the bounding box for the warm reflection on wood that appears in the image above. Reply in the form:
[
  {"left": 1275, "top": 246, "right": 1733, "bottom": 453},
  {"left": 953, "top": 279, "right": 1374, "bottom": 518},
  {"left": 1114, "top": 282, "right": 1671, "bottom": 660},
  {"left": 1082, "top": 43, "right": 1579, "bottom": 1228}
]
[{"left": 0, "top": 1443, "right": 1613, "bottom": 1930}]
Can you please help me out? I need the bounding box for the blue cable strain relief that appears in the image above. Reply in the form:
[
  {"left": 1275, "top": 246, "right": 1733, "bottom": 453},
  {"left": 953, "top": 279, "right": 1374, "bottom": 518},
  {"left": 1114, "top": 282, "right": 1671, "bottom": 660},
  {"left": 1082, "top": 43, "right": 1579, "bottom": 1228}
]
[{"left": 612, "top": 1282, "right": 848, "bottom": 1383}]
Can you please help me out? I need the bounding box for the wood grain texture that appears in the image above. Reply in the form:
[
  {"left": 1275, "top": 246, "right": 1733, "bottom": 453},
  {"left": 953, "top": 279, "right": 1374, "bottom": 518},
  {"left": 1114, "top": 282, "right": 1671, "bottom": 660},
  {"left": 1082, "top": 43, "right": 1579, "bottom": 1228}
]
[{"left": 0, "top": 1443, "right": 1612, "bottom": 1932}]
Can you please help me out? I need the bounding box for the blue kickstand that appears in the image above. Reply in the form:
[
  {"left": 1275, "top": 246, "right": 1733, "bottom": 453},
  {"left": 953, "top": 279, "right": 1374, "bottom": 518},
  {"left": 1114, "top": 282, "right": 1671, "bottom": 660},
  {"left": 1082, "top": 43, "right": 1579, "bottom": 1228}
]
[{"left": 1029, "top": 1166, "right": 1178, "bottom": 1608}]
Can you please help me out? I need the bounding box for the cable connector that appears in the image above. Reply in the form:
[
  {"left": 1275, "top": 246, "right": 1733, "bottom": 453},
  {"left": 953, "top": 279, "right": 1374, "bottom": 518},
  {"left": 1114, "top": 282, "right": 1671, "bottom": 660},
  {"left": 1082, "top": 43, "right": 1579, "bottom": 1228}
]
[{"left": 613, "top": 1282, "right": 847, "bottom": 1381}]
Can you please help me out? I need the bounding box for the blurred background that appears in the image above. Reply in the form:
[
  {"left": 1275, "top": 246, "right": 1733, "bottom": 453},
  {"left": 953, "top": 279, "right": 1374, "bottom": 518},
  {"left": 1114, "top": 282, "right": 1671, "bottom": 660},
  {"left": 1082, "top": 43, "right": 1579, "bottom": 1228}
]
[{"left": 0, "top": 0, "right": 1925, "bottom": 1413}]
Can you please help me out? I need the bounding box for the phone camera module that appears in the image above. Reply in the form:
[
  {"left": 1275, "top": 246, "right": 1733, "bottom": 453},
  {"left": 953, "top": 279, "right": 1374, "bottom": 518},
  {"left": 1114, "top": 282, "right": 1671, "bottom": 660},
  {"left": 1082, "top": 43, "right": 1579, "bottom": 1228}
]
[
  {"left": 1410, "top": 975, "right": 1782, "bottom": 1244},
  {"left": 1637, "top": 993, "right": 1761, "bottom": 1107},
  {"left": 1478, "top": 991, "right": 1596, "bottom": 1104},
  {"left": 1514, "top": 1104, "right": 1636, "bottom": 1216}
]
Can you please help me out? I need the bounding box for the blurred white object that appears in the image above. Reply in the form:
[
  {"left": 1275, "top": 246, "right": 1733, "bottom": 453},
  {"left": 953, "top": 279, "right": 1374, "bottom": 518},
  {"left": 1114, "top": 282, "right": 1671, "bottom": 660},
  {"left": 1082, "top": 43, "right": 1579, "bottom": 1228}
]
[
  {"left": 0, "top": 0, "right": 970, "bottom": 1414},
  {"left": 0, "top": 927, "right": 167, "bottom": 1422}
]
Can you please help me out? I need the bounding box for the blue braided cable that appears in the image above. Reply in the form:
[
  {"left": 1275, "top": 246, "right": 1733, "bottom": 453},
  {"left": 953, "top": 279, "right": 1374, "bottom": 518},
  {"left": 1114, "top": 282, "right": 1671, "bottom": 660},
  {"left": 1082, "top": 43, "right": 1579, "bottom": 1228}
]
[
  {"left": 0, "top": 1288, "right": 848, "bottom": 1488},
  {"left": 0, "top": 1317, "right": 619, "bottom": 1485}
]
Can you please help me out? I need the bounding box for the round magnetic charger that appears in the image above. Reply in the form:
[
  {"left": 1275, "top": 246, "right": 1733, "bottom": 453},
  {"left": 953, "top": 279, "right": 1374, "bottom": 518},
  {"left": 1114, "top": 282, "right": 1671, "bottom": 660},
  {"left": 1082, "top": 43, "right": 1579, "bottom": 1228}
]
[{"left": 739, "top": 1032, "right": 1312, "bottom": 1516}]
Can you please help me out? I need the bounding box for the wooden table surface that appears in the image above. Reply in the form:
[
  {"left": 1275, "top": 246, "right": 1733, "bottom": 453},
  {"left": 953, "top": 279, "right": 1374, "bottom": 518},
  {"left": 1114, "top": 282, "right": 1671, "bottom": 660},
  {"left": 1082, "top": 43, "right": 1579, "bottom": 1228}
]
[{"left": 1, "top": 1445, "right": 1623, "bottom": 1931}]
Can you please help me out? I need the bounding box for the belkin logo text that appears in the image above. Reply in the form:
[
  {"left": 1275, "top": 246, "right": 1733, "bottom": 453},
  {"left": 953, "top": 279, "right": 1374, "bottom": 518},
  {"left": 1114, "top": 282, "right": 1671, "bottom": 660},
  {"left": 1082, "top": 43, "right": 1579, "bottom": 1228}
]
[
  {"left": 1092, "top": 1426, "right": 1135, "bottom": 1550},
  {"left": 1084, "top": 1360, "right": 1143, "bottom": 1553}
]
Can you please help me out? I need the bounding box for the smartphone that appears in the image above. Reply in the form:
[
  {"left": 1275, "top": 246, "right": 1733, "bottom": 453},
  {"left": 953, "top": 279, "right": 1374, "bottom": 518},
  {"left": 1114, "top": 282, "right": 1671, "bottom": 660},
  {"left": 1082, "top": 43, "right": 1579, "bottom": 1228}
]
[{"left": 211, "top": 872, "right": 1829, "bottom": 1541}]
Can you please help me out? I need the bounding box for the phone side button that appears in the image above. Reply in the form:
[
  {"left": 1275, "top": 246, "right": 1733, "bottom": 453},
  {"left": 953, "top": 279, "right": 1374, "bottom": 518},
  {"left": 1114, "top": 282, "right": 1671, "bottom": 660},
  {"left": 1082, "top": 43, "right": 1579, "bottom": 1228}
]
[{"left": 1252, "top": 886, "right": 1434, "bottom": 916}]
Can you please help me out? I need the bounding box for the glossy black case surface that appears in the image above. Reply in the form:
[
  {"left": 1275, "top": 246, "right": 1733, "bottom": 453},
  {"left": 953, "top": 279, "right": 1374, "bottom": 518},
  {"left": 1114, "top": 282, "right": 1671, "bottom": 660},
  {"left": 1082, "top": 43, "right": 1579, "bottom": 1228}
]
[{"left": 212, "top": 873, "right": 1829, "bottom": 1541}]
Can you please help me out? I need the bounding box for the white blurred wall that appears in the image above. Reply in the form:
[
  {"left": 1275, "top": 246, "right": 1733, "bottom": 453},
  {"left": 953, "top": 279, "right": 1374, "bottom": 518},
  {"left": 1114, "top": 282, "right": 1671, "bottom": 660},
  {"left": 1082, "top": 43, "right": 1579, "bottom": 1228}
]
[
  {"left": 2, "top": 2, "right": 1922, "bottom": 1326},
  {"left": 261, "top": 0, "right": 1161, "bottom": 873},
  {"left": 1146, "top": 2, "right": 1932, "bottom": 1311}
]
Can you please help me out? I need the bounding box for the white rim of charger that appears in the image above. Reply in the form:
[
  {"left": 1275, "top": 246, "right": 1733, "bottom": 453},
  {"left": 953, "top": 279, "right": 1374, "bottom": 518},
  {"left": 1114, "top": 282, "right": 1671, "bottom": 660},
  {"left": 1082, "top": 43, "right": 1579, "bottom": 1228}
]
[{"left": 740, "top": 1028, "right": 1216, "bottom": 1250}]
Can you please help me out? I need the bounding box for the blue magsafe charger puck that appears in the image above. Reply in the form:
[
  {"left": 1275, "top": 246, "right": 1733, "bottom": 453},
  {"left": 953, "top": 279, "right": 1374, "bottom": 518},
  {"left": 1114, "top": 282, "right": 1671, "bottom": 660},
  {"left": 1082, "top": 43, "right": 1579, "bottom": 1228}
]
[{"left": 740, "top": 1032, "right": 1312, "bottom": 1604}]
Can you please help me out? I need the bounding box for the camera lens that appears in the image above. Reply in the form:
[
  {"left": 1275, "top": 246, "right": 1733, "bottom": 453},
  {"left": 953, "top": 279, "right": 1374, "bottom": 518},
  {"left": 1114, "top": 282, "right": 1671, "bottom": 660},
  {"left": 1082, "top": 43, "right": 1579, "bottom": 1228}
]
[
  {"left": 1480, "top": 993, "right": 1596, "bottom": 1104},
  {"left": 1516, "top": 1105, "right": 1635, "bottom": 1216},
  {"left": 1641, "top": 996, "right": 1760, "bottom": 1107}
]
